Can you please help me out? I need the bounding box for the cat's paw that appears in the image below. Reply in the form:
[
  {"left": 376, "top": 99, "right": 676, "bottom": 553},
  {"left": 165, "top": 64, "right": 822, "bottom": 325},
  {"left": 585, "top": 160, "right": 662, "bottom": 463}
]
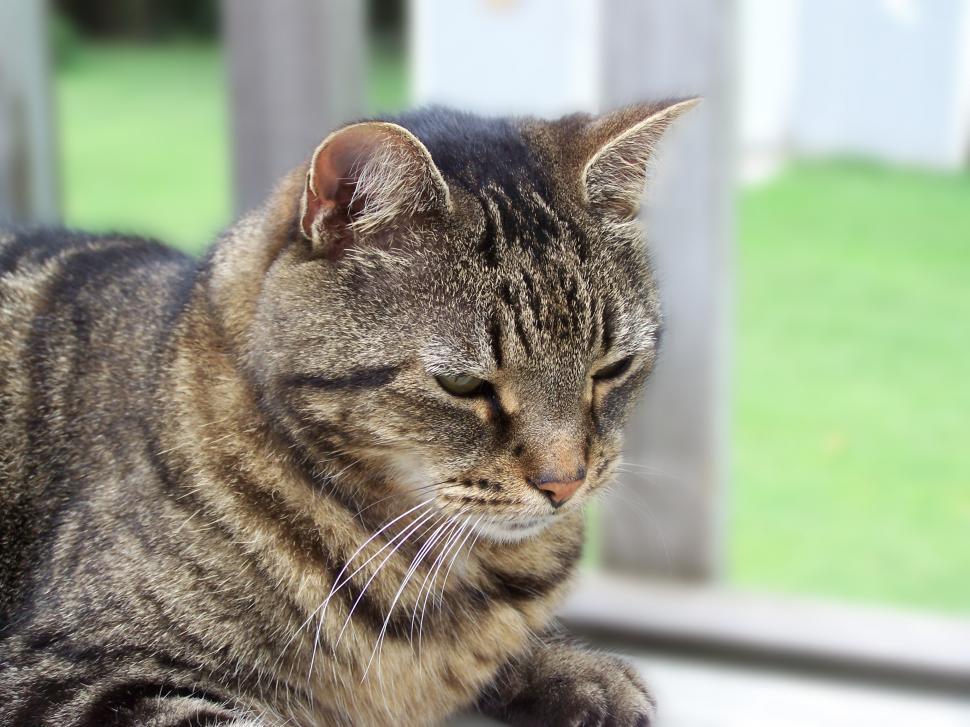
[
  {"left": 485, "top": 647, "right": 656, "bottom": 727},
  {"left": 537, "top": 653, "right": 654, "bottom": 727}
]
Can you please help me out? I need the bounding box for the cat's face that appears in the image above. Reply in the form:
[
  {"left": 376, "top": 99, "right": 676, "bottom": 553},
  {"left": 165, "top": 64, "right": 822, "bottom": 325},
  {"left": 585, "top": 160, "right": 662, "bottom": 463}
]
[{"left": 249, "top": 103, "right": 695, "bottom": 542}]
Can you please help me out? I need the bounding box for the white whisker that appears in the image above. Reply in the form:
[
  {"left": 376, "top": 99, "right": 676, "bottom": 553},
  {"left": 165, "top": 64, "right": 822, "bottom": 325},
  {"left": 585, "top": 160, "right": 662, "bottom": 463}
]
[
  {"left": 409, "top": 513, "right": 467, "bottom": 644},
  {"left": 331, "top": 508, "right": 441, "bottom": 654},
  {"left": 361, "top": 513, "right": 459, "bottom": 682}
]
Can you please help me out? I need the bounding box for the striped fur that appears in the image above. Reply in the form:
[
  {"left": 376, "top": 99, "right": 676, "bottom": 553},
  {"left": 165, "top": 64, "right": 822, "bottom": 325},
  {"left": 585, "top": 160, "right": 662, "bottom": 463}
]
[{"left": 0, "top": 101, "right": 695, "bottom": 726}]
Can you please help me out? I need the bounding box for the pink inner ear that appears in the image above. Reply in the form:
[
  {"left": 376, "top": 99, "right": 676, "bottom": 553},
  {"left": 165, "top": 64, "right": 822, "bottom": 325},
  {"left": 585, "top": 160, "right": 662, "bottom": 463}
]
[{"left": 301, "top": 129, "right": 380, "bottom": 240}]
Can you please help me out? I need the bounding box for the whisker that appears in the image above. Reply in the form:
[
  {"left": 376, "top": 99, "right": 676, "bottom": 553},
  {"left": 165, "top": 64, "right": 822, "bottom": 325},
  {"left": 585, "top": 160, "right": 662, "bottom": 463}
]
[
  {"left": 311, "top": 508, "right": 442, "bottom": 680},
  {"left": 419, "top": 514, "right": 486, "bottom": 658},
  {"left": 361, "top": 513, "right": 460, "bottom": 682},
  {"left": 420, "top": 512, "right": 481, "bottom": 654},
  {"left": 294, "top": 505, "right": 439, "bottom": 682},
  {"left": 411, "top": 511, "right": 472, "bottom": 651},
  {"left": 352, "top": 479, "right": 455, "bottom": 519},
  {"left": 427, "top": 520, "right": 472, "bottom": 620},
  {"left": 436, "top": 513, "right": 483, "bottom": 610},
  {"left": 600, "top": 486, "right": 673, "bottom": 575},
  {"left": 327, "top": 497, "right": 436, "bottom": 601},
  {"left": 331, "top": 508, "right": 442, "bottom": 654},
  {"left": 614, "top": 461, "right": 689, "bottom": 486}
]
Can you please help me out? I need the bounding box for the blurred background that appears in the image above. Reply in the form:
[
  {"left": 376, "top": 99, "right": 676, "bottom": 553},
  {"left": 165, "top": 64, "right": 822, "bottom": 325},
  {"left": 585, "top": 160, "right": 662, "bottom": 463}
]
[{"left": 1, "top": 1, "right": 968, "bottom": 724}]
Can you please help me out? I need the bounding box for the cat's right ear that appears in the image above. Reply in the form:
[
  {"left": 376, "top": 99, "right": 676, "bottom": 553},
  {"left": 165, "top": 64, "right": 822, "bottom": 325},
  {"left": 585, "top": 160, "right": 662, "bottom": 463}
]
[
  {"left": 578, "top": 98, "right": 700, "bottom": 220},
  {"left": 300, "top": 122, "right": 450, "bottom": 260}
]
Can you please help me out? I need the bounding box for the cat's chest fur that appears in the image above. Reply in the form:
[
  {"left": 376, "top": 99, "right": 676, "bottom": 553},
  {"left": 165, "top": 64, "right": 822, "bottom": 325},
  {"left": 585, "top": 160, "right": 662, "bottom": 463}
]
[
  {"left": 290, "top": 581, "right": 549, "bottom": 726},
  {"left": 208, "top": 496, "right": 577, "bottom": 726}
]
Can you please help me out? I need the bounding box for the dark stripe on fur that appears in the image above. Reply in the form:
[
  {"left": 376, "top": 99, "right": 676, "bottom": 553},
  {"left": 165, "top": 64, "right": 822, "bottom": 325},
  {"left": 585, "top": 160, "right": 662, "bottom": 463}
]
[
  {"left": 600, "top": 299, "right": 615, "bottom": 353},
  {"left": 212, "top": 451, "right": 426, "bottom": 640},
  {"left": 521, "top": 270, "right": 543, "bottom": 331},
  {"left": 283, "top": 365, "right": 400, "bottom": 391},
  {"left": 489, "top": 316, "right": 504, "bottom": 369},
  {"left": 478, "top": 197, "right": 501, "bottom": 269},
  {"left": 481, "top": 538, "right": 582, "bottom": 603},
  {"left": 499, "top": 281, "right": 533, "bottom": 357},
  {"left": 80, "top": 681, "right": 233, "bottom": 727}
]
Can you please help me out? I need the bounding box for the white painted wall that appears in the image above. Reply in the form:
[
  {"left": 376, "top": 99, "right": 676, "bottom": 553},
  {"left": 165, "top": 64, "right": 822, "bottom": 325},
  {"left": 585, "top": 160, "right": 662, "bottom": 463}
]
[
  {"left": 738, "top": 0, "right": 799, "bottom": 156},
  {"left": 740, "top": 0, "right": 970, "bottom": 170},
  {"left": 793, "top": 0, "right": 970, "bottom": 169},
  {"left": 410, "top": 0, "right": 600, "bottom": 116}
]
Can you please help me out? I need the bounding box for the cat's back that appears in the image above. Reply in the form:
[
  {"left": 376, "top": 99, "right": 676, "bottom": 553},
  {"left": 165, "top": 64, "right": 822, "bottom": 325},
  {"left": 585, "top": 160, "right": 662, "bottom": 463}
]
[
  {"left": 0, "top": 226, "right": 195, "bottom": 332},
  {"left": 0, "top": 226, "right": 196, "bottom": 625},
  {"left": 0, "top": 225, "right": 194, "bottom": 400}
]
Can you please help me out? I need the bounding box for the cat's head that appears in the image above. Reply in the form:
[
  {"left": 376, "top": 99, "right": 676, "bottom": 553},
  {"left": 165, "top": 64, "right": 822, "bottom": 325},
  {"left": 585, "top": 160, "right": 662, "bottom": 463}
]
[{"left": 241, "top": 102, "right": 697, "bottom": 542}]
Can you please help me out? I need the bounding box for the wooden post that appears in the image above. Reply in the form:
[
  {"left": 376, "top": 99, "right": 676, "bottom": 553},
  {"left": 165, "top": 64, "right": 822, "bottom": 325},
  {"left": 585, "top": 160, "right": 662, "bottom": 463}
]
[
  {"left": 0, "top": 0, "right": 59, "bottom": 224},
  {"left": 599, "top": 0, "right": 736, "bottom": 581},
  {"left": 220, "top": 0, "right": 366, "bottom": 215}
]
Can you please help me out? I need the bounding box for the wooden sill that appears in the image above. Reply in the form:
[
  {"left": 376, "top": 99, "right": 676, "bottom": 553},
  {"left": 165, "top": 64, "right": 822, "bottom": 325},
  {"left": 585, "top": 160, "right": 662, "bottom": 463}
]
[{"left": 558, "top": 571, "right": 970, "bottom": 695}]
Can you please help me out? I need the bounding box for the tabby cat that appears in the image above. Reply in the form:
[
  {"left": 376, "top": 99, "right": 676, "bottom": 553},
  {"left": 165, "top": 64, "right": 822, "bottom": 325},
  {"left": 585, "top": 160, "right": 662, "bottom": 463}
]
[{"left": 0, "top": 99, "right": 696, "bottom": 726}]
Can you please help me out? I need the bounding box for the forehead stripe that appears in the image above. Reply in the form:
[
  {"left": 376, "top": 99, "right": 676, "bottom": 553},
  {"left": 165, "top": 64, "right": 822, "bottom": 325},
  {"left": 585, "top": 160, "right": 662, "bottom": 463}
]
[
  {"left": 498, "top": 280, "right": 534, "bottom": 358},
  {"left": 520, "top": 269, "right": 544, "bottom": 332},
  {"left": 478, "top": 196, "right": 501, "bottom": 269}
]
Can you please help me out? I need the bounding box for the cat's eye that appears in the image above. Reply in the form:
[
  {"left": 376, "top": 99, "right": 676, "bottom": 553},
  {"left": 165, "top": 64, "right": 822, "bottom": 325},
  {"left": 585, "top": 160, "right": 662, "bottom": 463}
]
[
  {"left": 592, "top": 355, "right": 634, "bottom": 382},
  {"left": 436, "top": 373, "right": 488, "bottom": 397}
]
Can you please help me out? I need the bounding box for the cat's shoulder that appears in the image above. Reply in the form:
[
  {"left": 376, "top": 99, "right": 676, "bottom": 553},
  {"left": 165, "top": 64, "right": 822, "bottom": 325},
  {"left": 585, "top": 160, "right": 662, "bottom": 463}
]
[{"left": 0, "top": 225, "right": 190, "bottom": 280}]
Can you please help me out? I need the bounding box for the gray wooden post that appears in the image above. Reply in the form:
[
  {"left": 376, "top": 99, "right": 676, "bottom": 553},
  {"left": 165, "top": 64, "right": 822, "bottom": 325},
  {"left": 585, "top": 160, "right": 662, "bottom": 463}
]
[
  {"left": 0, "top": 0, "right": 59, "bottom": 224},
  {"left": 599, "top": 0, "right": 736, "bottom": 580},
  {"left": 221, "top": 0, "right": 366, "bottom": 215}
]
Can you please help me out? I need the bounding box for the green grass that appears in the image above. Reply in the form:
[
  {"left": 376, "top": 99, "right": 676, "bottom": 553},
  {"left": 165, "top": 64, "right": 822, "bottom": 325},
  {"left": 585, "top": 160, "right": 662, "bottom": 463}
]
[
  {"left": 56, "top": 43, "right": 970, "bottom": 614},
  {"left": 57, "top": 43, "right": 230, "bottom": 253},
  {"left": 732, "top": 162, "right": 970, "bottom": 614},
  {"left": 56, "top": 40, "right": 408, "bottom": 253},
  {"left": 368, "top": 36, "right": 409, "bottom": 115}
]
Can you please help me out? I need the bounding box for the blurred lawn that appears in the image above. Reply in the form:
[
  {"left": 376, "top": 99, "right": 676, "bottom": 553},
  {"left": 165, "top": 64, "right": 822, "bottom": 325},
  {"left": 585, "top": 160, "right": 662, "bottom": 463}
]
[
  {"left": 56, "top": 40, "right": 406, "bottom": 252},
  {"left": 57, "top": 43, "right": 230, "bottom": 252},
  {"left": 732, "top": 162, "right": 970, "bottom": 614},
  {"left": 57, "top": 44, "right": 970, "bottom": 614}
]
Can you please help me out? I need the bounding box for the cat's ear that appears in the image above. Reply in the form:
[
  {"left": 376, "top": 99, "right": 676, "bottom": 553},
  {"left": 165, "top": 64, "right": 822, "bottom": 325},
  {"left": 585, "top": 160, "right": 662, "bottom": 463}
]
[
  {"left": 581, "top": 98, "right": 700, "bottom": 219},
  {"left": 300, "top": 122, "right": 450, "bottom": 259}
]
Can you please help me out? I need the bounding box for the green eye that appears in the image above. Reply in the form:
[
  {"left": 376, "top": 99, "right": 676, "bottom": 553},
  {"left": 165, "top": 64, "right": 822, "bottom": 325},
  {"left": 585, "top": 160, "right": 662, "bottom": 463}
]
[
  {"left": 592, "top": 355, "right": 634, "bottom": 382},
  {"left": 436, "top": 373, "right": 487, "bottom": 397}
]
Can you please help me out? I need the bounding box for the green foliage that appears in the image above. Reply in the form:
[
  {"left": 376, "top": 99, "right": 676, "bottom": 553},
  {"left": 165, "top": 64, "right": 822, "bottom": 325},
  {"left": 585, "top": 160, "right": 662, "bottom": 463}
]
[
  {"left": 54, "top": 0, "right": 218, "bottom": 40},
  {"left": 50, "top": 12, "right": 83, "bottom": 70}
]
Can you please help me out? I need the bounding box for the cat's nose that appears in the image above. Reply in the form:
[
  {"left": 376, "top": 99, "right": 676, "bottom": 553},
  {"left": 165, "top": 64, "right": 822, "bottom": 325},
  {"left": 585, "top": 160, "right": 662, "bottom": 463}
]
[{"left": 530, "top": 468, "right": 586, "bottom": 508}]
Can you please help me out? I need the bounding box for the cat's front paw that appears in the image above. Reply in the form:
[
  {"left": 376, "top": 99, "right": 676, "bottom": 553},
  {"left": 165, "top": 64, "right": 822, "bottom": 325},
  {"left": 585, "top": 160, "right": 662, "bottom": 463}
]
[
  {"left": 483, "top": 646, "right": 656, "bottom": 727},
  {"left": 536, "top": 652, "right": 654, "bottom": 727}
]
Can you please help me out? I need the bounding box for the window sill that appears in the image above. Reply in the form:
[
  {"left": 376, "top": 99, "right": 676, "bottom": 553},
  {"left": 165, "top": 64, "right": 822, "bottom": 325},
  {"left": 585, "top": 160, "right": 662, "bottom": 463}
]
[{"left": 558, "top": 571, "right": 970, "bottom": 694}]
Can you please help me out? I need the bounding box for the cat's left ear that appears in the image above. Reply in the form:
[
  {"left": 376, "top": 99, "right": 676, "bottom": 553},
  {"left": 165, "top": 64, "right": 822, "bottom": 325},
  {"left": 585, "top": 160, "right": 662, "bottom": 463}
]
[
  {"left": 300, "top": 121, "right": 450, "bottom": 260},
  {"left": 580, "top": 98, "right": 700, "bottom": 219}
]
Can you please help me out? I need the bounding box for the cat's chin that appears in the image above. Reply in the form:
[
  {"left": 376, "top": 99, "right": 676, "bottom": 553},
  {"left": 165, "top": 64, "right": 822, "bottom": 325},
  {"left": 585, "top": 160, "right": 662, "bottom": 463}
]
[{"left": 477, "top": 515, "right": 555, "bottom": 543}]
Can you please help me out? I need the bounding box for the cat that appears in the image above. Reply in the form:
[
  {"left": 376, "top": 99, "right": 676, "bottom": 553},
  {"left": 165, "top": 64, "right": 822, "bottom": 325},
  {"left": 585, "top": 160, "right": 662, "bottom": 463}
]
[{"left": 0, "top": 99, "right": 696, "bottom": 726}]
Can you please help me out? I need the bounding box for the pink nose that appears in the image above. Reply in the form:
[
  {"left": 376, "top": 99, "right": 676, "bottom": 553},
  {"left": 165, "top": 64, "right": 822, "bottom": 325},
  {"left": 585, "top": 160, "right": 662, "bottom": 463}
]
[{"left": 535, "top": 478, "right": 584, "bottom": 507}]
